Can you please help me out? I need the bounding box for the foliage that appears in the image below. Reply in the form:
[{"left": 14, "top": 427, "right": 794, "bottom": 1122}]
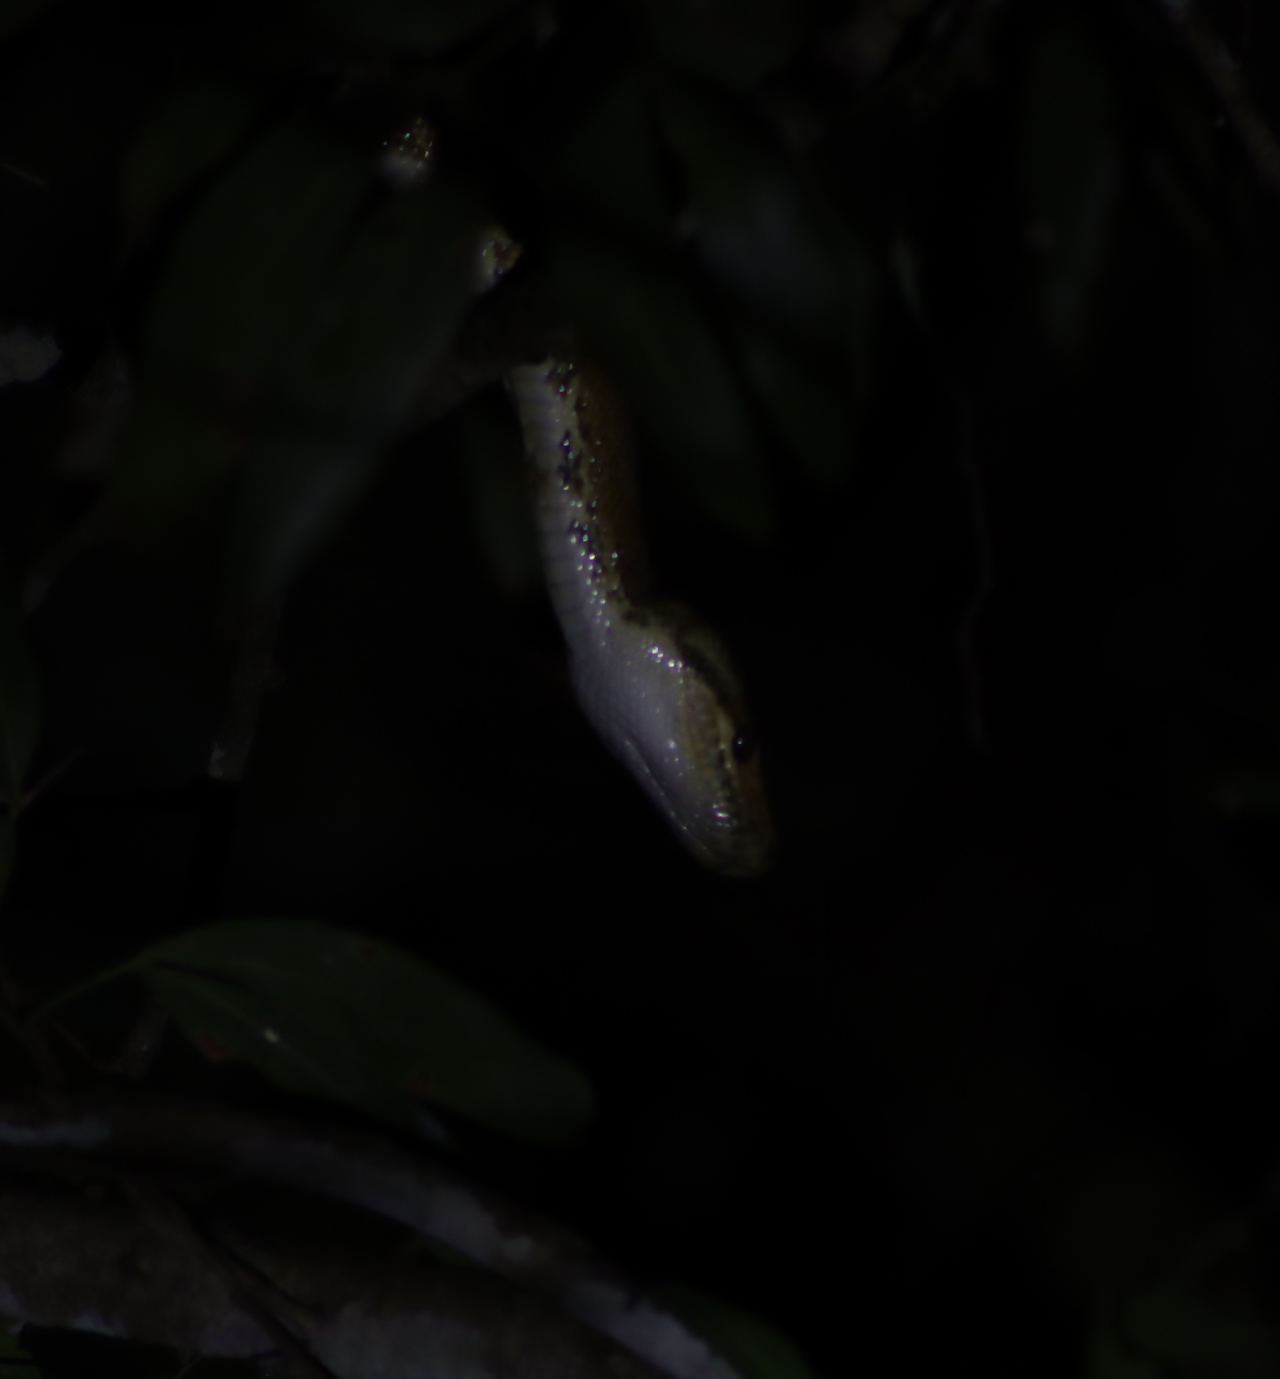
[{"left": 3, "top": 0, "right": 1280, "bottom": 1376}]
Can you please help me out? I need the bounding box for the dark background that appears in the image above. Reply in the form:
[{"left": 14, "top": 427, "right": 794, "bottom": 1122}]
[{"left": 4, "top": 0, "right": 1280, "bottom": 1374}]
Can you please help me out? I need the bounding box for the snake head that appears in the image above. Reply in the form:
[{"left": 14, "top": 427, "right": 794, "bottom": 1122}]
[{"left": 579, "top": 604, "right": 776, "bottom": 879}]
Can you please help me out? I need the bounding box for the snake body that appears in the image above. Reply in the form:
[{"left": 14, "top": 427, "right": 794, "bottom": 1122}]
[{"left": 507, "top": 355, "right": 775, "bottom": 877}]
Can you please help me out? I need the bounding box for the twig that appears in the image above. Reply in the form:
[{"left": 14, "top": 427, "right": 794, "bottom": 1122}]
[{"left": 1160, "top": 0, "right": 1280, "bottom": 202}]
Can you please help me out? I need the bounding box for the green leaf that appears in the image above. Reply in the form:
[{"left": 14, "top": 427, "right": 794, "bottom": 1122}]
[
  {"left": 220, "top": 184, "right": 485, "bottom": 611},
  {"left": 279, "top": 183, "right": 485, "bottom": 436},
  {"left": 144, "top": 119, "right": 373, "bottom": 407},
  {"left": 563, "top": 68, "right": 673, "bottom": 241},
  {"left": 118, "top": 79, "right": 261, "bottom": 232},
  {"left": 656, "top": 1287, "right": 817, "bottom": 1379},
  {"left": 136, "top": 919, "right": 596, "bottom": 1145},
  {"left": 735, "top": 327, "right": 857, "bottom": 489},
  {"left": 104, "top": 387, "right": 245, "bottom": 544},
  {"left": 639, "top": 0, "right": 804, "bottom": 89},
  {"left": 222, "top": 432, "right": 376, "bottom": 612},
  {"left": 1021, "top": 19, "right": 1119, "bottom": 356},
  {"left": 314, "top": 0, "right": 520, "bottom": 56},
  {"left": 0, "top": 575, "right": 41, "bottom": 812},
  {"left": 116, "top": 124, "right": 482, "bottom": 593},
  {"left": 552, "top": 235, "right": 772, "bottom": 540},
  {"left": 655, "top": 80, "right": 852, "bottom": 337}
]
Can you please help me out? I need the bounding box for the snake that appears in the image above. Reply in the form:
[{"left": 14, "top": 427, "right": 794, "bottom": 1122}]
[
  {"left": 505, "top": 354, "right": 776, "bottom": 878},
  {"left": 423, "top": 200, "right": 775, "bottom": 877}
]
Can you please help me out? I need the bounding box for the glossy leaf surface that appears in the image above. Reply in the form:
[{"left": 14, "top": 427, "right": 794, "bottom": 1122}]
[
  {"left": 142, "top": 120, "right": 372, "bottom": 406},
  {"left": 656, "top": 80, "right": 849, "bottom": 335},
  {"left": 117, "top": 79, "right": 260, "bottom": 232},
  {"left": 137, "top": 919, "right": 596, "bottom": 1144},
  {"left": 735, "top": 327, "right": 857, "bottom": 488},
  {"left": 104, "top": 388, "right": 244, "bottom": 544},
  {"left": 276, "top": 182, "right": 484, "bottom": 436},
  {"left": 563, "top": 69, "right": 673, "bottom": 241}
]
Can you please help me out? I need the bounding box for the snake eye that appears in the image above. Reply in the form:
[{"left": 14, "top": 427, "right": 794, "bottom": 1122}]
[{"left": 731, "top": 728, "right": 757, "bottom": 765}]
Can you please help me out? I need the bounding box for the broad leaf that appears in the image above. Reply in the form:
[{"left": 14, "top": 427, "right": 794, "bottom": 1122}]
[
  {"left": 143, "top": 119, "right": 372, "bottom": 406},
  {"left": 113, "top": 121, "right": 483, "bottom": 601},
  {"left": 278, "top": 182, "right": 485, "bottom": 436},
  {"left": 655, "top": 80, "right": 851, "bottom": 337},
  {"left": 221, "top": 184, "right": 486, "bottom": 611},
  {"left": 734, "top": 327, "right": 857, "bottom": 489},
  {"left": 137, "top": 919, "right": 595, "bottom": 1145},
  {"left": 104, "top": 387, "right": 245, "bottom": 545},
  {"left": 118, "top": 79, "right": 260, "bottom": 232},
  {"left": 222, "top": 432, "right": 376, "bottom": 612},
  {"left": 563, "top": 69, "right": 673, "bottom": 242}
]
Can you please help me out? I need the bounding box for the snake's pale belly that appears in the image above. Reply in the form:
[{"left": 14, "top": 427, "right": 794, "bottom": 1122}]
[{"left": 507, "top": 355, "right": 775, "bottom": 877}]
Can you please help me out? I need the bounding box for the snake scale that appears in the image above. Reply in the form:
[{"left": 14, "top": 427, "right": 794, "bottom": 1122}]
[
  {"left": 505, "top": 354, "right": 775, "bottom": 878},
  {"left": 438, "top": 200, "right": 777, "bottom": 877}
]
